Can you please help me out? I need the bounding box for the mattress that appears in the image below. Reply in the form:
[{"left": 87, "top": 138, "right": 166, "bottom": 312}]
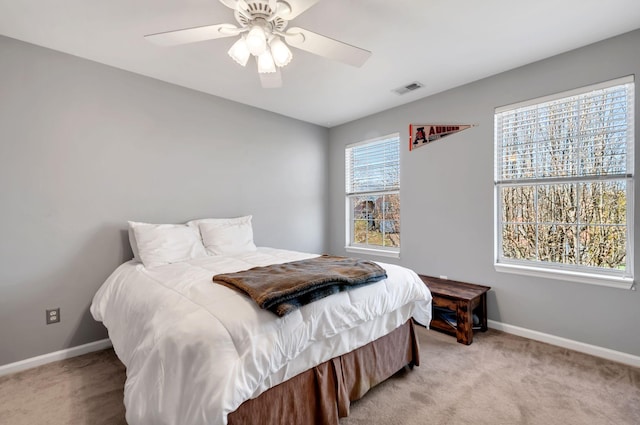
[{"left": 90, "top": 247, "right": 432, "bottom": 425}]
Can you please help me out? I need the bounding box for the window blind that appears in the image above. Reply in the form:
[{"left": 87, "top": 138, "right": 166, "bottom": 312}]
[
  {"left": 495, "top": 76, "right": 634, "bottom": 183},
  {"left": 346, "top": 135, "right": 400, "bottom": 195}
]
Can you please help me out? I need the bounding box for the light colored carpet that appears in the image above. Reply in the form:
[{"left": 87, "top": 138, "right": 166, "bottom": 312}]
[{"left": 1, "top": 327, "right": 639, "bottom": 425}]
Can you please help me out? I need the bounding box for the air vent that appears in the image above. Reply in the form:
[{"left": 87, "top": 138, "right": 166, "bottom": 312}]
[{"left": 393, "top": 81, "right": 424, "bottom": 95}]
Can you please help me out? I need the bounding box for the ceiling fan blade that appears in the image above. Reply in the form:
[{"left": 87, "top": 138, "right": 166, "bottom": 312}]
[
  {"left": 278, "top": 0, "right": 321, "bottom": 20},
  {"left": 219, "top": 0, "right": 241, "bottom": 10},
  {"left": 284, "top": 27, "right": 371, "bottom": 67},
  {"left": 145, "top": 23, "right": 239, "bottom": 47},
  {"left": 219, "top": 0, "right": 252, "bottom": 17},
  {"left": 259, "top": 68, "right": 283, "bottom": 88}
]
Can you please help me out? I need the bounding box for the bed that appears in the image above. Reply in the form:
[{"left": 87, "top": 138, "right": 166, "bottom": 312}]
[{"left": 90, "top": 218, "right": 432, "bottom": 425}]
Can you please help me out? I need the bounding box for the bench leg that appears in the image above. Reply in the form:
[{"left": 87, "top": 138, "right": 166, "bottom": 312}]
[
  {"left": 455, "top": 301, "right": 473, "bottom": 345},
  {"left": 480, "top": 294, "right": 488, "bottom": 332}
]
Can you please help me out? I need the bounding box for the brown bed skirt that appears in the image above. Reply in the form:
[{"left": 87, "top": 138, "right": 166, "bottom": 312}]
[{"left": 228, "top": 320, "right": 420, "bottom": 425}]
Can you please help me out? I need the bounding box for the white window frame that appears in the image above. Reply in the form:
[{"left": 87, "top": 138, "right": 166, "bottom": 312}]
[
  {"left": 494, "top": 76, "right": 635, "bottom": 289},
  {"left": 345, "top": 133, "right": 400, "bottom": 258}
]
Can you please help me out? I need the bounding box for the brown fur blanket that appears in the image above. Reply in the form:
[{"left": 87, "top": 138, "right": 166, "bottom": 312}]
[{"left": 212, "top": 255, "right": 387, "bottom": 316}]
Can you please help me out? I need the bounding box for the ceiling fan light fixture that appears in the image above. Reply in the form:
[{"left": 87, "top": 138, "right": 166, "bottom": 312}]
[
  {"left": 246, "top": 25, "right": 268, "bottom": 56},
  {"left": 257, "top": 50, "right": 277, "bottom": 73},
  {"left": 269, "top": 36, "right": 292, "bottom": 67},
  {"left": 145, "top": 0, "right": 372, "bottom": 88},
  {"left": 227, "top": 36, "right": 250, "bottom": 66}
]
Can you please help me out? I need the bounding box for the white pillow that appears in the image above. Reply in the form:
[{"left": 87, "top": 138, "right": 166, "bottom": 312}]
[
  {"left": 129, "top": 221, "right": 207, "bottom": 268},
  {"left": 128, "top": 226, "right": 141, "bottom": 262},
  {"left": 197, "top": 215, "right": 257, "bottom": 255}
]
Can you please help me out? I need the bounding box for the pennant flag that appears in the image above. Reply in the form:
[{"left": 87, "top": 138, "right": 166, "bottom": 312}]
[{"left": 409, "top": 124, "right": 476, "bottom": 151}]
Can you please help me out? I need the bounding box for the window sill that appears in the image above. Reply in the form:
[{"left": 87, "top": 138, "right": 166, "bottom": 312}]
[
  {"left": 494, "top": 262, "right": 634, "bottom": 290},
  {"left": 346, "top": 246, "right": 400, "bottom": 259}
]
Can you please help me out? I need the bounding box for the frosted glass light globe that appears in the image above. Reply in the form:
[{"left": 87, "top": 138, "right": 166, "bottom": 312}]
[{"left": 246, "top": 26, "right": 267, "bottom": 56}]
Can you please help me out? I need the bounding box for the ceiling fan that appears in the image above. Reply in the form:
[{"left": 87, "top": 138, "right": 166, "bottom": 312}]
[{"left": 145, "top": 0, "right": 372, "bottom": 88}]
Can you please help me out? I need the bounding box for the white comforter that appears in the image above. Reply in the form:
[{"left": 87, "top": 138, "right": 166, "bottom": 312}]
[{"left": 91, "top": 247, "right": 432, "bottom": 425}]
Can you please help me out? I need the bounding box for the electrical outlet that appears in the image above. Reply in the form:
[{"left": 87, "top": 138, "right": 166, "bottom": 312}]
[{"left": 46, "top": 308, "right": 60, "bottom": 324}]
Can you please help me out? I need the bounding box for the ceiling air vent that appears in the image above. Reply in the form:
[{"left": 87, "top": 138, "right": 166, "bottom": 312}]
[{"left": 393, "top": 81, "right": 424, "bottom": 95}]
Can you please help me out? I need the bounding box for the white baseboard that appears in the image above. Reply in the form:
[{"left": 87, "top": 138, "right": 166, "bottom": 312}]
[
  {"left": 488, "top": 320, "right": 640, "bottom": 368},
  {"left": 0, "top": 338, "right": 112, "bottom": 377}
]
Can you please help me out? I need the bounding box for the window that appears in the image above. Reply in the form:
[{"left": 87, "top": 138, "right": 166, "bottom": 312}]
[
  {"left": 494, "top": 76, "right": 634, "bottom": 288},
  {"left": 345, "top": 134, "right": 400, "bottom": 257}
]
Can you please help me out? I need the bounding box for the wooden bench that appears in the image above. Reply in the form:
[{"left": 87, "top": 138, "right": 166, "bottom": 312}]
[{"left": 418, "top": 275, "right": 491, "bottom": 345}]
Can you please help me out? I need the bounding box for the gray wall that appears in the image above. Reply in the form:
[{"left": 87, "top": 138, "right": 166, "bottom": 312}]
[
  {"left": 0, "top": 36, "right": 328, "bottom": 366},
  {"left": 328, "top": 29, "right": 640, "bottom": 357}
]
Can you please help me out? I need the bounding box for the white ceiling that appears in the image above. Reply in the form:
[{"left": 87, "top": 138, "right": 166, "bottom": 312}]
[{"left": 1, "top": 0, "right": 639, "bottom": 127}]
